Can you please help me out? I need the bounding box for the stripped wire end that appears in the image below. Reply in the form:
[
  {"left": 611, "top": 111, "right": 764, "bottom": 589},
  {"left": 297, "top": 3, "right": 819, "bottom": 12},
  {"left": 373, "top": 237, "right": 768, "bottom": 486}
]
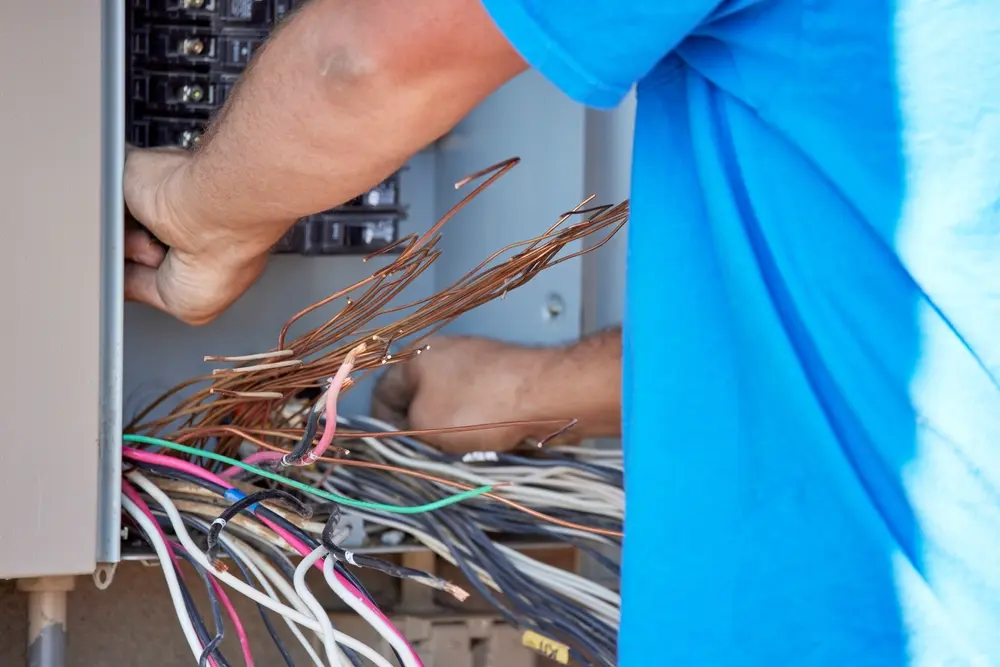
[
  {"left": 203, "top": 349, "right": 294, "bottom": 362},
  {"left": 442, "top": 581, "right": 471, "bottom": 602},
  {"left": 537, "top": 418, "right": 579, "bottom": 448},
  {"left": 210, "top": 389, "right": 284, "bottom": 400},
  {"left": 344, "top": 341, "right": 368, "bottom": 365},
  {"left": 413, "top": 578, "right": 470, "bottom": 602},
  {"left": 211, "top": 359, "right": 304, "bottom": 375},
  {"left": 209, "top": 558, "right": 229, "bottom": 574},
  {"left": 300, "top": 343, "right": 365, "bottom": 466}
]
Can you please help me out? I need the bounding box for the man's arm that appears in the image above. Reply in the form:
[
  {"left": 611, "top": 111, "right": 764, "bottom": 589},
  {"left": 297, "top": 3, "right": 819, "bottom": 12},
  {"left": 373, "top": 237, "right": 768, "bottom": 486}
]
[
  {"left": 372, "top": 329, "right": 622, "bottom": 453},
  {"left": 175, "top": 0, "right": 527, "bottom": 252},
  {"left": 124, "top": 0, "right": 527, "bottom": 323},
  {"left": 524, "top": 326, "right": 623, "bottom": 441}
]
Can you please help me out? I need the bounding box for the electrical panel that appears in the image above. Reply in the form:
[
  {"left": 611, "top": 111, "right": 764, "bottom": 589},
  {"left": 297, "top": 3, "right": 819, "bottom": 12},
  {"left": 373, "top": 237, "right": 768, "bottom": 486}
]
[{"left": 126, "top": 0, "right": 405, "bottom": 255}]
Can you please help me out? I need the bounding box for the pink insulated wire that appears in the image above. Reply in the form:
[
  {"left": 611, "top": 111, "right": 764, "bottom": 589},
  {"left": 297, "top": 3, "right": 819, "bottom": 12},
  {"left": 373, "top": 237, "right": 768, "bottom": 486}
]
[
  {"left": 210, "top": 578, "right": 255, "bottom": 667},
  {"left": 122, "top": 479, "right": 223, "bottom": 667},
  {"left": 124, "top": 446, "right": 234, "bottom": 489},
  {"left": 217, "top": 342, "right": 364, "bottom": 477},
  {"left": 218, "top": 451, "right": 282, "bottom": 479},
  {"left": 256, "top": 514, "right": 423, "bottom": 666},
  {"left": 122, "top": 479, "right": 181, "bottom": 571},
  {"left": 124, "top": 423, "right": 419, "bottom": 665},
  {"left": 300, "top": 342, "right": 366, "bottom": 465}
]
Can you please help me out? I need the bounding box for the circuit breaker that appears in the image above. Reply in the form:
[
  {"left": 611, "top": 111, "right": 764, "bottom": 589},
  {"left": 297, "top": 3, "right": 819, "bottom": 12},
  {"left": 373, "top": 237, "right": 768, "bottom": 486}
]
[{"left": 126, "top": 0, "right": 406, "bottom": 255}]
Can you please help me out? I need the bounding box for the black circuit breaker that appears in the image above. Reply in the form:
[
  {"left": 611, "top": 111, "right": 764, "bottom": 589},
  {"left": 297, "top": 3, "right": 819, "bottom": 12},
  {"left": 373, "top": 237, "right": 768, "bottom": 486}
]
[{"left": 127, "top": 0, "right": 405, "bottom": 256}]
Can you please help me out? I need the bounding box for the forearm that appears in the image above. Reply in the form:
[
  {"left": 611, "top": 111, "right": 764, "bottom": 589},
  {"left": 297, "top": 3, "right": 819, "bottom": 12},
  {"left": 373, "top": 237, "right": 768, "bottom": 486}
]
[
  {"left": 164, "top": 0, "right": 526, "bottom": 257},
  {"left": 521, "top": 327, "right": 622, "bottom": 440}
]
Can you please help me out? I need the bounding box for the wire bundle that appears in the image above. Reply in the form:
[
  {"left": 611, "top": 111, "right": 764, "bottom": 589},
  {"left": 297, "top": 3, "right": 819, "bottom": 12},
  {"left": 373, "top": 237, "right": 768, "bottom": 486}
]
[
  {"left": 303, "top": 416, "right": 624, "bottom": 667},
  {"left": 122, "top": 419, "right": 623, "bottom": 667},
  {"left": 121, "top": 444, "right": 479, "bottom": 667},
  {"left": 121, "top": 159, "right": 629, "bottom": 666},
  {"left": 128, "top": 157, "right": 628, "bottom": 456}
]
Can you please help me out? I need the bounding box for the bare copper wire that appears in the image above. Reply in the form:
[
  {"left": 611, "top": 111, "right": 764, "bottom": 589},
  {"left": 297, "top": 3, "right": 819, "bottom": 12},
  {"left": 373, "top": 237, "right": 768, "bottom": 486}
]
[
  {"left": 129, "top": 158, "right": 628, "bottom": 538},
  {"left": 172, "top": 424, "right": 623, "bottom": 539}
]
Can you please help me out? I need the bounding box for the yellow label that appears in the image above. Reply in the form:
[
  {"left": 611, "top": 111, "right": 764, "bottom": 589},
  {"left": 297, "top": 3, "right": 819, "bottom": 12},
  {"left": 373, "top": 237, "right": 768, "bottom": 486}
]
[{"left": 522, "top": 630, "right": 570, "bottom": 664}]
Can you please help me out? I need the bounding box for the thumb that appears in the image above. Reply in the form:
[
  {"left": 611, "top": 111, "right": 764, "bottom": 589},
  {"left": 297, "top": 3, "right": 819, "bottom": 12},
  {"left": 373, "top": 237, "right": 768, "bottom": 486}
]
[{"left": 371, "top": 361, "right": 417, "bottom": 427}]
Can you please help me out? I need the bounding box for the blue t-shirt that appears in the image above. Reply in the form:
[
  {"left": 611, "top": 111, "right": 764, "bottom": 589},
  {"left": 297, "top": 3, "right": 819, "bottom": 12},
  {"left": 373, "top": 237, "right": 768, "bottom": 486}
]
[{"left": 480, "top": 1, "right": 1000, "bottom": 665}]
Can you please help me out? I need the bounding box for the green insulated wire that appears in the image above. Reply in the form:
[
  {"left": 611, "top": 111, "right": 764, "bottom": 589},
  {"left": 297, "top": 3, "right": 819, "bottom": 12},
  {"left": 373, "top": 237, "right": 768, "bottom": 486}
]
[{"left": 122, "top": 433, "right": 494, "bottom": 515}]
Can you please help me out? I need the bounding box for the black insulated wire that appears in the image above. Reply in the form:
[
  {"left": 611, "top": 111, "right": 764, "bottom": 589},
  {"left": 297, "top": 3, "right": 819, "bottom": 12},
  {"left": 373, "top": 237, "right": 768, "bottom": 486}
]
[
  {"left": 206, "top": 489, "right": 311, "bottom": 564},
  {"left": 281, "top": 402, "right": 324, "bottom": 465},
  {"left": 181, "top": 515, "right": 299, "bottom": 667}
]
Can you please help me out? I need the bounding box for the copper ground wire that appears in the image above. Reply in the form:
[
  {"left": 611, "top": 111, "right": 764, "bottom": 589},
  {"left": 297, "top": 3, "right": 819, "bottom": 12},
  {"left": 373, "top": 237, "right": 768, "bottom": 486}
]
[
  {"left": 131, "top": 159, "right": 627, "bottom": 445},
  {"left": 128, "top": 158, "right": 628, "bottom": 535}
]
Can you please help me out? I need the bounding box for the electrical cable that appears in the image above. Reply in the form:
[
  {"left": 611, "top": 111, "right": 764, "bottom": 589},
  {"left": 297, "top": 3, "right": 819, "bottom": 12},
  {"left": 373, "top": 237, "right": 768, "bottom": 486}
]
[
  {"left": 130, "top": 468, "right": 416, "bottom": 666},
  {"left": 128, "top": 169, "right": 628, "bottom": 451},
  {"left": 130, "top": 470, "right": 323, "bottom": 629},
  {"left": 126, "top": 335, "right": 624, "bottom": 667},
  {"left": 207, "top": 489, "right": 311, "bottom": 564},
  {"left": 314, "top": 465, "right": 616, "bottom": 666},
  {"left": 214, "top": 530, "right": 327, "bottom": 667},
  {"left": 299, "top": 422, "right": 623, "bottom": 667},
  {"left": 293, "top": 546, "right": 349, "bottom": 667},
  {"left": 125, "top": 435, "right": 497, "bottom": 514},
  {"left": 170, "top": 548, "right": 229, "bottom": 667},
  {"left": 323, "top": 553, "right": 423, "bottom": 667},
  {"left": 319, "top": 510, "right": 468, "bottom": 602},
  {"left": 171, "top": 512, "right": 284, "bottom": 667},
  {"left": 127, "top": 459, "right": 386, "bottom": 617},
  {"left": 122, "top": 494, "right": 205, "bottom": 663},
  {"left": 137, "top": 471, "right": 379, "bottom": 667}
]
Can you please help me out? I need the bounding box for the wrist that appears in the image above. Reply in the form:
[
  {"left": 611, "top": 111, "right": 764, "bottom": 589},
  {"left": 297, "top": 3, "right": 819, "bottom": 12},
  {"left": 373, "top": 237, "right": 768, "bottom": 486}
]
[{"left": 161, "top": 156, "right": 289, "bottom": 262}]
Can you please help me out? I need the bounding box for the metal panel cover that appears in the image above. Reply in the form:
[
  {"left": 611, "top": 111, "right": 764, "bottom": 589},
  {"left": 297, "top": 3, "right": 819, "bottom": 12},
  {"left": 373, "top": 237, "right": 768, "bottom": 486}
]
[{"left": 0, "top": 0, "right": 103, "bottom": 577}]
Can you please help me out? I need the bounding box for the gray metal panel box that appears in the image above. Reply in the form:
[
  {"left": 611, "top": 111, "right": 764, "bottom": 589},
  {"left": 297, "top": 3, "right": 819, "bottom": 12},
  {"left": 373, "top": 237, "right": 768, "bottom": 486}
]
[{"left": 0, "top": 0, "right": 122, "bottom": 578}]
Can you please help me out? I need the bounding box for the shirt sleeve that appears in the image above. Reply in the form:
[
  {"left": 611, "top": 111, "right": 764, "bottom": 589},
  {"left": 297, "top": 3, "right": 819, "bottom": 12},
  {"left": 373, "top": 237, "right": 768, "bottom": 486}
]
[{"left": 480, "top": 0, "right": 724, "bottom": 108}]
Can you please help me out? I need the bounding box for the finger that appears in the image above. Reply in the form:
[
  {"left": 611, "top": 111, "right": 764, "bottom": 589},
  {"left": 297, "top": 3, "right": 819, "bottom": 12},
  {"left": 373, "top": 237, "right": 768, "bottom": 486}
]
[
  {"left": 124, "top": 262, "right": 167, "bottom": 312},
  {"left": 125, "top": 227, "right": 167, "bottom": 268},
  {"left": 371, "top": 362, "right": 416, "bottom": 426}
]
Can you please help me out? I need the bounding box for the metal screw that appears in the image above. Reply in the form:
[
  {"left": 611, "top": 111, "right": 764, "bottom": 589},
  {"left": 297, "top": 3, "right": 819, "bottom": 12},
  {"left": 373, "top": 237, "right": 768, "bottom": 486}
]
[
  {"left": 179, "top": 130, "right": 202, "bottom": 149},
  {"left": 179, "top": 84, "right": 204, "bottom": 103},
  {"left": 183, "top": 0, "right": 205, "bottom": 8},
  {"left": 182, "top": 37, "right": 205, "bottom": 56},
  {"left": 543, "top": 293, "right": 565, "bottom": 321}
]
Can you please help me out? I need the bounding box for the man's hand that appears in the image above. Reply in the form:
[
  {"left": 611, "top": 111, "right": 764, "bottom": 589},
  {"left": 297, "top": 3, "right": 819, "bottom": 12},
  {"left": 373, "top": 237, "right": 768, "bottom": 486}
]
[
  {"left": 123, "top": 147, "right": 274, "bottom": 325},
  {"left": 371, "top": 330, "right": 624, "bottom": 454},
  {"left": 119, "top": 0, "right": 526, "bottom": 326},
  {"left": 372, "top": 336, "right": 556, "bottom": 454}
]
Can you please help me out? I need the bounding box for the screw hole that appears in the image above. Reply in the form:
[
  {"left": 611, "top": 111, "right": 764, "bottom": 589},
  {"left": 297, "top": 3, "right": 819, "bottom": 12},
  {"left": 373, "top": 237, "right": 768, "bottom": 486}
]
[{"left": 93, "top": 564, "right": 116, "bottom": 590}]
